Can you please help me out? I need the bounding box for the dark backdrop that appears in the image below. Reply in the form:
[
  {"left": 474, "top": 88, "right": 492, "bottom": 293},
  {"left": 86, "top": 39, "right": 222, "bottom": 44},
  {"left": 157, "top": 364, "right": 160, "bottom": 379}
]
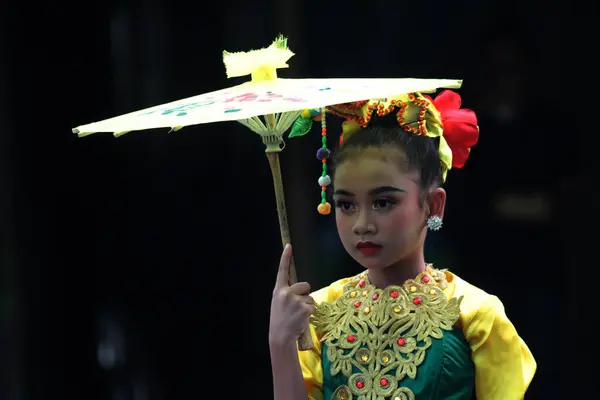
[{"left": 0, "top": 0, "right": 590, "bottom": 399}]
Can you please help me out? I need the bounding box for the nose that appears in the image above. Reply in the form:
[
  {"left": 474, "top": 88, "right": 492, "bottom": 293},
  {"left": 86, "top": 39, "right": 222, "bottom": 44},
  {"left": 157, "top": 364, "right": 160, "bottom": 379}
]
[{"left": 352, "top": 209, "right": 376, "bottom": 236}]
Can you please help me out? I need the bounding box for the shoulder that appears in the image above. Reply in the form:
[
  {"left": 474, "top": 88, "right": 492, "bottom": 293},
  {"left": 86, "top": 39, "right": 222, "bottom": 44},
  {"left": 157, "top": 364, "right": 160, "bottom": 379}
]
[
  {"left": 445, "top": 271, "right": 508, "bottom": 329},
  {"left": 445, "top": 270, "right": 519, "bottom": 349},
  {"left": 444, "top": 270, "right": 505, "bottom": 326}
]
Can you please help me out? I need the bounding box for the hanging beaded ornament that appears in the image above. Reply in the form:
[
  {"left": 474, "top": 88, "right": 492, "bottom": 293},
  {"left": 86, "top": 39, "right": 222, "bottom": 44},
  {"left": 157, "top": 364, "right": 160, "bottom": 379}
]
[
  {"left": 288, "top": 108, "right": 332, "bottom": 215},
  {"left": 316, "top": 107, "right": 331, "bottom": 215}
]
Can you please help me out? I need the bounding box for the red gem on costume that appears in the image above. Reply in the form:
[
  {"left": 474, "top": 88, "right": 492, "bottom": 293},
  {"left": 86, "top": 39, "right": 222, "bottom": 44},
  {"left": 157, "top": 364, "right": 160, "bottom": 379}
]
[
  {"left": 347, "top": 335, "right": 356, "bottom": 343},
  {"left": 356, "top": 381, "right": 365, "bottom": 389},
  {"left": 422, "top": 275, "right": 430, "bottom": 283},
  {"left": 358, "top": 279, "right": 365, "bottom": 288},
  {"left": 397, "top": 337, "right": 406, "bottom": 346},
  {"left": 354, "top": 301, "right": 362, "bottom": 308},
  {"left": 390, "top": 291, "right": 399, "bottom": 298},
  {"left": 413, "top": 297, "right": 422, "bottom": 305},
  {"left": 380, "top": 378, "right": 389, "bottom": 386},
  {"left": 372, "top": 293, "right": 379, "bottom": 300}
]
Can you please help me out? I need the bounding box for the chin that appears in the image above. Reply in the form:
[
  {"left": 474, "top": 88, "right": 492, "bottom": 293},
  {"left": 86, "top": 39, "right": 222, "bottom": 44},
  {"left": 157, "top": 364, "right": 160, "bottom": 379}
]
[{"left": 352, "top": 252, "right": 389, "bottom": 270}]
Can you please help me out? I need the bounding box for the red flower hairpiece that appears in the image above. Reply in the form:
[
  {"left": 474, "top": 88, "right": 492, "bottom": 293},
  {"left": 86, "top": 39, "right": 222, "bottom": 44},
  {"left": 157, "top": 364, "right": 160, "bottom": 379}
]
[{"left": 426, "top": 90, "right": 479, "bottom": 168}]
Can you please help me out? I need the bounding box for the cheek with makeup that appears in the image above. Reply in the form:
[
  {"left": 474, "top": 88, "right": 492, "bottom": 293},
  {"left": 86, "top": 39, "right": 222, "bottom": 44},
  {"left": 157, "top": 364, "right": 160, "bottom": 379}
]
[{"left": 333, "top": 154, "right": 428, "bottom": 269}]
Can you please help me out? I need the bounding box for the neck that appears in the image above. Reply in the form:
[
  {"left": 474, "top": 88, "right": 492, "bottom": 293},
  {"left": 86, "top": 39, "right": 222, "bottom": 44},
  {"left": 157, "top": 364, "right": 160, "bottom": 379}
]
[{"left": 366, "top": 251, "right": 427, "bottom": 289}]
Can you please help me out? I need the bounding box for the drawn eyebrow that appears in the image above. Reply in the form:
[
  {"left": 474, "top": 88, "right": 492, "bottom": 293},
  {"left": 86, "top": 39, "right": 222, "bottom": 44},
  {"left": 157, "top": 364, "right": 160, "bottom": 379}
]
[{"left": 333, "top": 186, "right": 406, "bottom": 196}]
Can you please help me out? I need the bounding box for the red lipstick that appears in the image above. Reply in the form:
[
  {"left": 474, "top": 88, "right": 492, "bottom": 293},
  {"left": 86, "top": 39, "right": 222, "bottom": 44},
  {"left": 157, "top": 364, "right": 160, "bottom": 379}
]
[{"left": 356, "top": 241, "right": 382, "bottom": 255}]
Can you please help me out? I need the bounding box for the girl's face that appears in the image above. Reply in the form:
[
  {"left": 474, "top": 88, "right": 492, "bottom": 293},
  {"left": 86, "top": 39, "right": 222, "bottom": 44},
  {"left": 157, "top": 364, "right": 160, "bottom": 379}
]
[{"left": 333, "top": 148, "right": 433, "bottom": 270}]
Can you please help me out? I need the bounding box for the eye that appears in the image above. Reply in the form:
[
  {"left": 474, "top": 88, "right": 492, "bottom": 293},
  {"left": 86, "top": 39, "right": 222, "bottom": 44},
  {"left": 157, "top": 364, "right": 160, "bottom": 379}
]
[
  {"left": 373, "top": 198, "right": 397, "bottom": 211},
  {"left": 334, "top": 200, "right": 356, "bottom": 213}
]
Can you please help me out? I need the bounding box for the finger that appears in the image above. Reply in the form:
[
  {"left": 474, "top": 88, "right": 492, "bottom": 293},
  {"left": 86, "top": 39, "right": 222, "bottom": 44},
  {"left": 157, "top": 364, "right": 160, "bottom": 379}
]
[
  {"left": 289, "top": 281, "right": 310, "bottom": 295},
  {"left": 304, "top": 303, "right": 316, "bottom": 316},
  {"left": 275, "top": 244, "right": 292, "bottom": 288},
  {"left": 303, "top": 296, "right": 315, "bottom": 306}
]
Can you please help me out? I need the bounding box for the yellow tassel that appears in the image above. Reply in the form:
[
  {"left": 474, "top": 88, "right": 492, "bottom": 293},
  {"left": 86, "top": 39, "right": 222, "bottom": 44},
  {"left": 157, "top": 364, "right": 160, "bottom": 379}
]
[{"left": 222, "top": 34, "right": 295, "bottom": 82}]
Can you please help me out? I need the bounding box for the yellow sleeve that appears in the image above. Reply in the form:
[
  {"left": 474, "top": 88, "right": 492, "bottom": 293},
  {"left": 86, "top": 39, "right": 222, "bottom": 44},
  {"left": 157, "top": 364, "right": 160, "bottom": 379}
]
[
  {"left": 296, "top": 277, "right": 350, "bottom": 400},
  {"left": 298, "top": 323, "right": 323, "bottom": 400},
  {"left": 465, "top": 295, "right": 537, "bottom": 400}
]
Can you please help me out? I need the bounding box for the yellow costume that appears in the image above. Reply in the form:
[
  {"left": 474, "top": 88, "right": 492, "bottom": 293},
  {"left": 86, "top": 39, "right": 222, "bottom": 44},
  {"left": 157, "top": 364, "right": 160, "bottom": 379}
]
[{"left": 299, "top": 266, "right": 536, "bottom": 400}]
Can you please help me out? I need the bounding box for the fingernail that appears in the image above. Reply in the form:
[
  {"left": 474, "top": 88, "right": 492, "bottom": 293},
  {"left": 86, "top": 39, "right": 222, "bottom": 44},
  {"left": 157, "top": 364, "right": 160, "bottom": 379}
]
[{"left": 285, "top": 243, "right": 290, "bottom": 249}]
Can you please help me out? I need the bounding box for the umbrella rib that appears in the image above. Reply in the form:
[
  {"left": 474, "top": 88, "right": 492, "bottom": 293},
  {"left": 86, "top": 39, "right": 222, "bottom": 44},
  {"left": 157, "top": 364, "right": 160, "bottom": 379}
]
[
  {"left": 238, "top": 116, "right": 267, "bottom": 134},
  {"left": 276, "top": 110, "right": 302, "bottom": 133},
  {"left": 236, "top": 111, "right": 302, "bottom": 136}
]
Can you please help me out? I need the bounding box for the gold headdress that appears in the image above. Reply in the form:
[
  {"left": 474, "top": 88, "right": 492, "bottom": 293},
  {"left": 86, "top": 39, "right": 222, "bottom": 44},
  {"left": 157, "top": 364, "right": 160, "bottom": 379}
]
[{"left": 291, "top": 90, "right": 480, "bottom": 214}]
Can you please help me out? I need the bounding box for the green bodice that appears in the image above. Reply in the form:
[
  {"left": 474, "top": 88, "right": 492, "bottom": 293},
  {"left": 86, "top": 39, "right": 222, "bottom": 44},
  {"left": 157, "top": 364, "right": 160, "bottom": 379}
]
[{"left": 312, "top": 267, "right": 475, "bottom": 400}]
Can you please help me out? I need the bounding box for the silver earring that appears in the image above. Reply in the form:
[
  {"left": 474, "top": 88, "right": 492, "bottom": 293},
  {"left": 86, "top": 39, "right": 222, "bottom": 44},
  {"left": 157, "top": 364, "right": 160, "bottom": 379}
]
[{"left": 427, "top": 216, "right": 443, "bottom": 231}]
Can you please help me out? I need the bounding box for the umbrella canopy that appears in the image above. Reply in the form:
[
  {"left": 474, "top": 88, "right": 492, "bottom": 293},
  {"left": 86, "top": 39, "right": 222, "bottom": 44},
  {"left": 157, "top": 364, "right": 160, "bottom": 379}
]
[{"left": 72, "top": 35, "right": 461, "bottom": 138}]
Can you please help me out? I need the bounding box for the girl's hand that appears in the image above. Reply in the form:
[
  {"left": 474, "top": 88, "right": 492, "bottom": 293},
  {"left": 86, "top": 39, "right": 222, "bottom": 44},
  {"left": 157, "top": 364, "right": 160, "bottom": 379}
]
[{"left": 269, "top": 244, "right": 315, "bottom": 347}]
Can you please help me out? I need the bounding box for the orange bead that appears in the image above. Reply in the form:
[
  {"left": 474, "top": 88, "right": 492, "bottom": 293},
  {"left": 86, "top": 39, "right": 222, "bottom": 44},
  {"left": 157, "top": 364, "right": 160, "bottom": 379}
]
[
  {"left": 321, "top": 185, "right": 327, "bottom": 191},
  {"left": 317, "top": 202, "right": 331, "bottom": 215}
]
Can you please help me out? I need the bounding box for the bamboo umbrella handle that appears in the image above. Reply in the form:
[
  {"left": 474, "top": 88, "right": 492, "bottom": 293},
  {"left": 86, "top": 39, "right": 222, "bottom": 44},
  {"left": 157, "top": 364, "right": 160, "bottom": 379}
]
[{"left": 266, "top": 151, "right": 314, "bottom": 351}]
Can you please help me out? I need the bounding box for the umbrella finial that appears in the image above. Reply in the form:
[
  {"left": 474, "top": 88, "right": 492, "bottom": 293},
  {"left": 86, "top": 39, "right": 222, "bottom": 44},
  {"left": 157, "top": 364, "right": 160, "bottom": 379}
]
[{"left": 222, "top": 35, "right": 295, "bottom": 82}]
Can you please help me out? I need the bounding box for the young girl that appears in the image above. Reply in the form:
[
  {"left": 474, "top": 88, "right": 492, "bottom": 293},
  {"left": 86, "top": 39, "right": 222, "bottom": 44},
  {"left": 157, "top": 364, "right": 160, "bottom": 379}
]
[{"left": 269, "top": 90, "right": 536, "bottom": 400}]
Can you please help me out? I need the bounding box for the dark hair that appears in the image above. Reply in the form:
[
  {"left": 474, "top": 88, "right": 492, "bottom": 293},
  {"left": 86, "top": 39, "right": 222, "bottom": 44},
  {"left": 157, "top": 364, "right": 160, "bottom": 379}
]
[{"left": 332, "top": 112, "right": 443, "bottom": 190}]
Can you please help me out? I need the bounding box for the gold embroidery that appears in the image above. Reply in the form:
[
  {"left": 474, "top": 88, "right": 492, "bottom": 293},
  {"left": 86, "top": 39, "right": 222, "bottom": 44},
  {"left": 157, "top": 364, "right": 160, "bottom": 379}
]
[
  {"left": 313, "top": 266, "right": 462, "bottom": 400},
  {"left": 332, "top": 385, "right": 352, "bottom": 399}
]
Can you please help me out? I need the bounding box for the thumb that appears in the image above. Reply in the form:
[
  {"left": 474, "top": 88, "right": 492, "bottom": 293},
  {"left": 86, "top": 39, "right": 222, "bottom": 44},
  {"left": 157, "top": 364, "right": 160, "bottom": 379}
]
[{"left": 275, "top": 244, "right": 292, "bottom": 288}]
